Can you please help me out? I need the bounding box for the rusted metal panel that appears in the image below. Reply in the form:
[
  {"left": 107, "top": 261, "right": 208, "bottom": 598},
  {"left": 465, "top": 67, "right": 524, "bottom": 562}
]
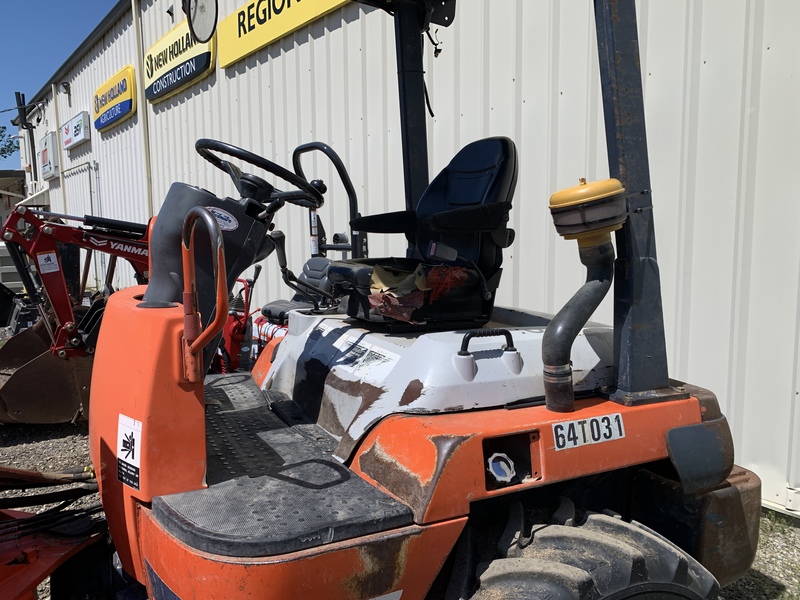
[
  {"left": 631, "top": 464, "right": 761, "bottom": 587},
  {"left": 351, "top": 397, "right": 703, "bottom": 523},
  {"left": 0, "top": 509, "right": 105, "bottom": 600},
  {"left": 138, "top": 504, "right": 466, "bottom": 599}
]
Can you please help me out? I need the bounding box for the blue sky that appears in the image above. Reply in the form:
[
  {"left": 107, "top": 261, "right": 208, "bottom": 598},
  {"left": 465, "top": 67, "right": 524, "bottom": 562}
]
[{"left": 0, "top": 1, "right": 120, "bottom": 170}]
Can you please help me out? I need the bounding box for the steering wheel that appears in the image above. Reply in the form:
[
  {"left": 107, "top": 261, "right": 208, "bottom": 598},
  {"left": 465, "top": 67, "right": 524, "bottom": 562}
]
[{"left": 195, "top": 138, "right": 324, "bottom": 209}]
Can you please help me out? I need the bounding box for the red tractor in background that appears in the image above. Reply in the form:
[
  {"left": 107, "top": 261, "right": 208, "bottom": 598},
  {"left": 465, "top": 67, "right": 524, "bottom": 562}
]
[{"left": 0, "top": 207, "right": 149, "bottom": 423}]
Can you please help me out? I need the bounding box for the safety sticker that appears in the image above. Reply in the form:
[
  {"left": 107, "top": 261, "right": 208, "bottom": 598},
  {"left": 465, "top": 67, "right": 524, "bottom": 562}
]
[
  {"left": 36, "top": 252, "right": 60, "bottom": 274},
  {"left": 332, "top": 335, "right": 399, "bottom": 381},
  {"left": 117, "top": 414, "right": 143, "bottom": 490},
  {"left": 552, "top": 413, "right": 625, "bottom": 451}
]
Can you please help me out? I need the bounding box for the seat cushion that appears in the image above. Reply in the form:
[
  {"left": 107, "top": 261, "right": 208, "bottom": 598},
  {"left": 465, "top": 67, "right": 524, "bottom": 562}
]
[
  {"left": 329, "top": 258, "right": 490, "bottom": 327},
  {"left": 261, "top": 298, "right": 312, "bottom": 323}
]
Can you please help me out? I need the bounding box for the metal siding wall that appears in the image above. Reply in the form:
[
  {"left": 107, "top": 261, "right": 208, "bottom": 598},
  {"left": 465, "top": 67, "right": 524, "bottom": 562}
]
[
  {"left": 426, "top": 0, "right": 611, "bottom": 320},
  {"left": 741, "top": 0, "right": 800, "bottom": 504},
  {"left": 24, "top": 8, "right": 147, "bottom": 291},
  {"left": 85, "top": 11, "right": 148, "bottom": 290},
  {"left": 640, "top": 0, "right": 799, "bottom": 510}
]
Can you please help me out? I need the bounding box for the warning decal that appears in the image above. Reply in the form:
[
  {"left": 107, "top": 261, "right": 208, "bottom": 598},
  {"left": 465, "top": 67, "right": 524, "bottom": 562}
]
[
  {"left": 36, "top": 252, "right": 60, "bottom": 274},
  {"left": 117, "top": 414, "right": 142, "bottom": 490}
]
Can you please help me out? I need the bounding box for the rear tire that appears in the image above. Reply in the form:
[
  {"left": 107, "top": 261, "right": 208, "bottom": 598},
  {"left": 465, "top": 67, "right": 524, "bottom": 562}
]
[{"left": 471, "top": 510, "right": 719, "bottom": 600}]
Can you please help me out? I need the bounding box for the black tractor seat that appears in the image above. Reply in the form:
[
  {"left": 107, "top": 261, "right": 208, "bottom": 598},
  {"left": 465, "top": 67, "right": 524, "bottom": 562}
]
[{"left": 327, "top": 136, "right": 518, "bottom": 330}]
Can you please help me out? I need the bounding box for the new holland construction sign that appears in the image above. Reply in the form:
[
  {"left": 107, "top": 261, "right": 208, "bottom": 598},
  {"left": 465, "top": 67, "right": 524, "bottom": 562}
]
[{"left": 144, "top": 20, "right": 216, "bottom": 103}]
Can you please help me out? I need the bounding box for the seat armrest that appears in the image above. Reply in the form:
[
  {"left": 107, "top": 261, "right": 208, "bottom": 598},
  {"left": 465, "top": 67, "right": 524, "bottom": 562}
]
[
  {"left": 351, "top": 210, "right": 416, "bottom": 234},
  {"left": 424, "top": 202, "right": 510, "bottom": 232}
]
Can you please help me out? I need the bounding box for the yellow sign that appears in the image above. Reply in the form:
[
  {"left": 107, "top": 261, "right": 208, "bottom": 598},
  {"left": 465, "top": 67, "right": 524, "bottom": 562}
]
[
  {"left": 218, "top": 0, "right": 349, "bottom": 68},
  {"left": 93, "top": 66, "right": 136, "bottom": 131},
  {"left": 144, "top": 20, "right": 216, "bottom": 103}
]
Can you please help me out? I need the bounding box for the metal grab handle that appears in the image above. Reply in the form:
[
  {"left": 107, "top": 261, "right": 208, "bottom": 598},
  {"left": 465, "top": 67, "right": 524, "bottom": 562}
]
[
  {"left": 458, "top": 328, "right": 516, "bottom": 356},
  {"left": 181, "top": 207, "right": 229, "bottom": 382},
  {"left": 292, "top": 142, "right": 366, "bottom": 259}
]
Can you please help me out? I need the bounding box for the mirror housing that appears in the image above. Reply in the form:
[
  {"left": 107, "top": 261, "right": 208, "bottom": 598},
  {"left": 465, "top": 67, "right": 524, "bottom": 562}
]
[{"left": 182, "top": 0, "right": 218, "bottom": 43}]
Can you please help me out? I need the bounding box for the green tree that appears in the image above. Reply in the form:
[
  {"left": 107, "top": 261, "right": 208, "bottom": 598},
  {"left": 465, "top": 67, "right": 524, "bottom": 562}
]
[{"left": 0, "top": 125, "right": 19, "bottom": 159}]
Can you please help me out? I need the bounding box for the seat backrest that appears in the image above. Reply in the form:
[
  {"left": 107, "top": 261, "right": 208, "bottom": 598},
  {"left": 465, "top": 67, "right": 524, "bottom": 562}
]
[
  {"left": 414, "top": 137, "right": 517, "bottom": 278},
  {"left": 261, "top": 257, "right": 332, "bottom": 324},
  {"left": 291, "top": 256, "right": 332, "bottom": 302}
]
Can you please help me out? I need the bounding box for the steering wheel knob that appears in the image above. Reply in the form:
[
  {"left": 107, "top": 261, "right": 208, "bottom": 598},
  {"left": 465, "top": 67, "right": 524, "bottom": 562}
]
[{"left": 310, "top": 179, "right": 328, "bottom": 195}]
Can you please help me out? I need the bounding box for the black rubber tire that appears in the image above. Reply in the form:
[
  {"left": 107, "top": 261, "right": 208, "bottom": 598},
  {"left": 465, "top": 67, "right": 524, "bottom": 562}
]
[{"left": 471, "top": 512, "right": 719, "bottom": 600}]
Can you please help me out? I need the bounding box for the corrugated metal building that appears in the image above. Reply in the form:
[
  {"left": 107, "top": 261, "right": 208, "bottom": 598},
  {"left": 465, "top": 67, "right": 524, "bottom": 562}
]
[{"left": 12, "top": 0, "right": 800, "bottom": 514}]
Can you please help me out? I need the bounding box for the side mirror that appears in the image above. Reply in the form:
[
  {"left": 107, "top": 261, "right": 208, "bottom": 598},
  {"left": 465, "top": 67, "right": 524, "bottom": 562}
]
[{"left": 182, "top": 0, "right": 218, "bottom": 44}]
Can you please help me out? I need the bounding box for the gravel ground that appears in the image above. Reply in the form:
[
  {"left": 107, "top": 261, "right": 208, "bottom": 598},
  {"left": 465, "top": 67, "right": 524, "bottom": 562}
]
[
  {"left": 1, "top": 422, "right": 798, "bottom": 599},
  {"left": 0, "top": 421, "right": 99, "bottom": 600}
]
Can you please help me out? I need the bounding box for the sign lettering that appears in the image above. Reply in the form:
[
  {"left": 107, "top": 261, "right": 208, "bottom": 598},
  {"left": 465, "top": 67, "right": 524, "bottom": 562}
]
[
  {"left": 218, "top": 0, "right": 349, "bottom": 68},
  {"left": 143, "top": 20, "right": 216, "bottom": 102},
  {"left": 93, "top": 66, "right": 137, "bottom": 130}
]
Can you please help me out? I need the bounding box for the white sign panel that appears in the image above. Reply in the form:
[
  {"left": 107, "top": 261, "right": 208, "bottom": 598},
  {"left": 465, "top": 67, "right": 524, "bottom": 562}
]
[
  {"left": 61, "top": 111, "right": 91, "bottom": 150},
  {"left": 36, "top": 252, "right": 60, "bottom": 274},
  {"left": 38, "top": 131, "right": 59, "bottom": 181},
  {"left": 117, "top": 413, "right": 143, "bottom": 490}
]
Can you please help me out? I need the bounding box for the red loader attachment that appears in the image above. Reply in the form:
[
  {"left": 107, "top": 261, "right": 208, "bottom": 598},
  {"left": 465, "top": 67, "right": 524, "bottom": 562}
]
[{"left": 0, "top": 207, "right": 149, "bottom": 423}]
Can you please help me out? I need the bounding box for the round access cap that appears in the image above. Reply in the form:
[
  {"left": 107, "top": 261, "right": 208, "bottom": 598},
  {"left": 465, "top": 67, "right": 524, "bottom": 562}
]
[{"left": 549, "top": 178, "right": 624, "bottom": 209}]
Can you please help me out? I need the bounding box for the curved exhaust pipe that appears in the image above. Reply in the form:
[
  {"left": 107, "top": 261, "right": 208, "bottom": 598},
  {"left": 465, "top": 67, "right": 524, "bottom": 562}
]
[
  {"left": 543, "top": 241, "right": 614, "bottom": 412},
  {"left": 543, "top": 178, "right": 628, "bottom": 412}
]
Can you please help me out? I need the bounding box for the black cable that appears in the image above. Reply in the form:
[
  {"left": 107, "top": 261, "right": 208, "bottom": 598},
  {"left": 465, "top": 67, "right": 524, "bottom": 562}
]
[
  {"left": 0, "top": 503, "right": 103, "bottom": 542},
  {"left": 0, "top": 484, "right": 97, "bottom": 510}
]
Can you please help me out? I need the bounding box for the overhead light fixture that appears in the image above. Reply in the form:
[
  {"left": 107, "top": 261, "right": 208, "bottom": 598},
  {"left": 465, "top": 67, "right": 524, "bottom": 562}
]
[{"left": 59, "top": 82, "right": 71, "bottom": 94}]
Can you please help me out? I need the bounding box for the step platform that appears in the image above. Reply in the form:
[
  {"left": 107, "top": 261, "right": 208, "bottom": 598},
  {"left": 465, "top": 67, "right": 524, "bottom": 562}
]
[{"left": 151, "top": 374, "right": 413, "bottom": 557}]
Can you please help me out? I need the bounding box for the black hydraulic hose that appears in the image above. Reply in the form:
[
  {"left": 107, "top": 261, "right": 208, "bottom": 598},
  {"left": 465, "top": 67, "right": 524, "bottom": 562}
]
[{"left": 542, "top": 241, "right": 615, "bottom": 412}]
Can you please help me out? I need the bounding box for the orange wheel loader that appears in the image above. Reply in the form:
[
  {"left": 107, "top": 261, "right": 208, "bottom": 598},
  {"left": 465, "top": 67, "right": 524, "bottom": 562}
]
[{"left": 4, "top": 0, "right": 761, "bottom": 599}]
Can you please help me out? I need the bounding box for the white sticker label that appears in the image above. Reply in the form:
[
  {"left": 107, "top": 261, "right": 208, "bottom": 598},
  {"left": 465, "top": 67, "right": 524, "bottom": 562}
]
[
  {"left": 552, "top": 413, "right": 625, "bottom": 451},
  {"left": 332, "top": 335, "right": 400, "bottom": 381},
  {"left": 117, "top": 414, "right": 143, "bottom": 490},
  {"left": 205, "top": 206, "right": 239, "bottom": 231},
  {"left": 36, "top": 252, "right": 60, "bottom": 274}
]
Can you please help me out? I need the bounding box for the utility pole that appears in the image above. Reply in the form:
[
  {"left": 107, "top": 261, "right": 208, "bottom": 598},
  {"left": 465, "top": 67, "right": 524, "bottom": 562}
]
[{"left": 15, "top": 92, "right": 38, "bottom": 182}]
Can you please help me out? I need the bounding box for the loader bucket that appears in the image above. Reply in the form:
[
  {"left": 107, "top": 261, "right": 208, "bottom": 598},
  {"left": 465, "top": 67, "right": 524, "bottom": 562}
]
[{"left": 0, "top": 325, "right": 93, "bottom": 424}]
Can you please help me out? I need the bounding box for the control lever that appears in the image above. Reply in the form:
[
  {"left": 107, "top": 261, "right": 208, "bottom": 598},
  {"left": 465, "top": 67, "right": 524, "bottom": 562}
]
[
  {"left": 269, "top": 231, "right": 335, "bottom": 312},
  {"left": 272, "top": 231, "right": 289, "bottom": 271},
  {"left": 257, "top": 198, "right": 285, "bottom": 220},
  {"left": 247, "top": 264, "right": 263, "bottom": 288}
]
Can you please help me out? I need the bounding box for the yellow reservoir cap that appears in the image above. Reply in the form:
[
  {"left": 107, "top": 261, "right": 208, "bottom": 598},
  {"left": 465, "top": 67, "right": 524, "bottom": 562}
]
[{"left": 549, "top": 178, "right": 625, "bottom": 209}]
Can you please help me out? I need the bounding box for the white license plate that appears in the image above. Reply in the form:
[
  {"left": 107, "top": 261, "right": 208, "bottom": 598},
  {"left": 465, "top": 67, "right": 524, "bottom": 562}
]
[{"left": 552, "top": 413, "right": 625, "bottom": 451}]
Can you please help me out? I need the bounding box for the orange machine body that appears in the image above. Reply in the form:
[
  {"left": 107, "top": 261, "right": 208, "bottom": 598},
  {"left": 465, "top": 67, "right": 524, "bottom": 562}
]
[
  {"left": 138, "top": 508, "right": 466, "bottom": 599},
  {"left": 351, "top": 397, "right": 703, "bottom": 524},
  {"left": 88, "top": 286, "right": 206, "bottom": 582},
  {"left": 89, "top": 288, "right": 708, "bottom": 597}
]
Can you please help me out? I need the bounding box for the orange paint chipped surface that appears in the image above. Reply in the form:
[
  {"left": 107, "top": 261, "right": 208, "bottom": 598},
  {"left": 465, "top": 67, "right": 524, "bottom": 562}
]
[
  {"left": 352, "top": 397, "right": 702, "bottom": 523},
  {"left": 138, "top": 506, "right": 465, "bottom": 599}
]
